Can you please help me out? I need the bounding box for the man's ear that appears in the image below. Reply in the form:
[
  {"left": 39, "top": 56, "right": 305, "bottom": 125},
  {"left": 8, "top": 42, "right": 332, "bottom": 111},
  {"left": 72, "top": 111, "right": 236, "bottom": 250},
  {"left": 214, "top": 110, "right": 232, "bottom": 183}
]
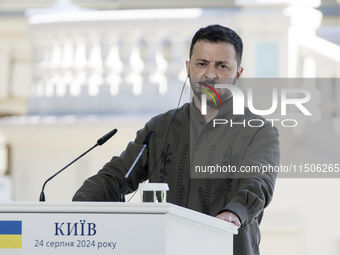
[
  {"left": 186, "top": 60, "right": 190, "bottom": 76},
  {"left": 237, "top": 66, "right": 244, "bottom": 79}
]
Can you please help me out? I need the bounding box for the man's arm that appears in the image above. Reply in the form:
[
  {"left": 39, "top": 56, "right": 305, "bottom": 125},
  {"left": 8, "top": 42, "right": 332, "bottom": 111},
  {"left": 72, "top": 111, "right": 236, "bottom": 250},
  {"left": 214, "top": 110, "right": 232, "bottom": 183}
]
[
  {"left": 73, "top": 129, "right": 150, "bottom": 201},
  {"left": 217, "top": 123, "right": 280, "bottom": 226}
]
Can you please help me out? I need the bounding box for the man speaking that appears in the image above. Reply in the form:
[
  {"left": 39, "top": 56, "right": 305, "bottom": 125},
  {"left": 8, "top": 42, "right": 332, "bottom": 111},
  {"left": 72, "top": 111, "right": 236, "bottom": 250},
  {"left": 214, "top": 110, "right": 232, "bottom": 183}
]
[{"left": 73, "top": 24, "right": 280, "bottom": 255}]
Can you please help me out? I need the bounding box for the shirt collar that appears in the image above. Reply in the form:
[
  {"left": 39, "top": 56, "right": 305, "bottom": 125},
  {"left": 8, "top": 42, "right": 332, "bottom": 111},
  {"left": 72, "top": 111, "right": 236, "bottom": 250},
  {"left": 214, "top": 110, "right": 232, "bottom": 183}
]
[{"left": 190, "top": 96, "right": 234, "bottom": 121}]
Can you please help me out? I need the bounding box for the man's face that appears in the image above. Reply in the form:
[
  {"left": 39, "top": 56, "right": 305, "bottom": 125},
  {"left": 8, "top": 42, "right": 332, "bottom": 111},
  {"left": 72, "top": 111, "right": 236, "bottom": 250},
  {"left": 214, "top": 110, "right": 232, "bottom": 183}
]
[{"left": 186, "top": 40, "right": 243, "bottom": 109}]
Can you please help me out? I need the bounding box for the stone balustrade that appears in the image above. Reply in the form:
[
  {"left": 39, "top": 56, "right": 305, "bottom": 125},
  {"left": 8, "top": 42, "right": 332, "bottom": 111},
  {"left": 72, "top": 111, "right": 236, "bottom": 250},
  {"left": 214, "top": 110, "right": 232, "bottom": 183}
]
[
  {"left": 27, "top": 8, "right": 238, "bottom": 115},
  {"left": 25, "top": 5, "right": 340, "bottom": 134}
]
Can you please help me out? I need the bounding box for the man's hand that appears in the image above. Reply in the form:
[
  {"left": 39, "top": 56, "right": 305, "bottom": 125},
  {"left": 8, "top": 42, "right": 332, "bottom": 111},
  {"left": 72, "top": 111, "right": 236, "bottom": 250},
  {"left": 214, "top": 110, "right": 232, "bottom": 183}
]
[{"left": 216, "top": 211, "right": 241, "bottom": 227}]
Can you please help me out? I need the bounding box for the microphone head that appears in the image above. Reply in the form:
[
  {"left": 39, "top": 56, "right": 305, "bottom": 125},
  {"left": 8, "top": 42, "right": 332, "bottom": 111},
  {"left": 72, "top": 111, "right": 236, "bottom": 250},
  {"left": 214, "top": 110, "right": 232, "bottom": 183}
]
[
  {"left": 143, "top": 131, "right": 154, "bottom": 146},
  {"left": 97, "top": 128, "right": 118, "bottom": 146}
]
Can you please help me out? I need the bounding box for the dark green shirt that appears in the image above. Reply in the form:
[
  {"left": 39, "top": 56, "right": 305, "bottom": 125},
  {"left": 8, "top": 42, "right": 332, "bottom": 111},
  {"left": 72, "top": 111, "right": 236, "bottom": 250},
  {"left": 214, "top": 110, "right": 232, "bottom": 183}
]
[{"left": 73, "top": 98, "right": 280, "bottom": 255}]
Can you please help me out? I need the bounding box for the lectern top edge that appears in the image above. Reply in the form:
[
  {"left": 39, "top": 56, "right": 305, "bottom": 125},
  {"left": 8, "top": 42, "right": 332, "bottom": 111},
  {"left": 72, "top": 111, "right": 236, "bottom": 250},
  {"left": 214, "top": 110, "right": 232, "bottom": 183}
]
[{"left": 0, "top": 201, "right": 238, "bottom": 234}]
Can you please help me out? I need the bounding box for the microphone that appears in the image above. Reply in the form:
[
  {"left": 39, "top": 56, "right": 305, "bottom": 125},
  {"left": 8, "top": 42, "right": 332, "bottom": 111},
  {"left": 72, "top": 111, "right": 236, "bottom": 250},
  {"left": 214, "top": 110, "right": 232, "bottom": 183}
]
[
  {"left": 142, "top": 130, "right": 154, "bottom": 146},
  {"left": 39, "top": 128, "right": 118, "bottom": 202},
  {"left": 120, "top": 131, "right": 154, "bottom": 202}
]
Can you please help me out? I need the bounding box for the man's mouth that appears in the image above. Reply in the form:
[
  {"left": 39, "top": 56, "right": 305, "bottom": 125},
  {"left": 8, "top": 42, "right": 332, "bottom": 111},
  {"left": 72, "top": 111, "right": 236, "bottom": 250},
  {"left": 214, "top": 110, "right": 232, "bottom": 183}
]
[{"left": 196, "top": 82, "right": 223, "bottom": 106}]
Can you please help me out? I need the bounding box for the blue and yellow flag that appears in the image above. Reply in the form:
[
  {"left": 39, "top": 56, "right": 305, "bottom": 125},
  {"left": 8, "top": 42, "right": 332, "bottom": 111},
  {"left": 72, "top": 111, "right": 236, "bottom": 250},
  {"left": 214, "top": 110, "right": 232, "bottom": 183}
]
[{"left": 0, "top": 221, "right": 22, "bottom": 249}]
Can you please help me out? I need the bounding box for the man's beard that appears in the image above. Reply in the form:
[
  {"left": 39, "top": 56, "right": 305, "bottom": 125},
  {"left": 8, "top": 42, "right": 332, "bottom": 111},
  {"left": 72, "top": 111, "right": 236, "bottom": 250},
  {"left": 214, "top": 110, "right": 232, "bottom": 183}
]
[{"left": 190, "top": 76, "right": 238, "bottom": 110}]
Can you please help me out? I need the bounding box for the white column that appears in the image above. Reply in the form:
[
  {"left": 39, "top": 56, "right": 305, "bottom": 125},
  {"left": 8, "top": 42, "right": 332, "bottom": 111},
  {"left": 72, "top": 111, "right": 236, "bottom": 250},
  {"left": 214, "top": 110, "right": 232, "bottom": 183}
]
[
  {"left": 0, "top": 46, "right": 10, "bottom": 99},
  {"left": 86, "top": 33, "right": 104, "bottom": 97},
  {"left": 143, "top": 29, "right": 168, "bottom": 94},
  {"left": 70, "top": 33, "right": 87, "bottom": 97},
  {"left": 0, "top": 132, "right": 10, "bottom": 202},
  {"left": 103, "top": 35, "right": 123, "bottom": 96},
  {"left": 120, "top": 30, "right": 144, "bottom": 95},
  {"left": 167, "top": 30, "right": 189, "bottom": 83},
  {"left": 235, "top": 0, "right": 322, "bottom": 77}
]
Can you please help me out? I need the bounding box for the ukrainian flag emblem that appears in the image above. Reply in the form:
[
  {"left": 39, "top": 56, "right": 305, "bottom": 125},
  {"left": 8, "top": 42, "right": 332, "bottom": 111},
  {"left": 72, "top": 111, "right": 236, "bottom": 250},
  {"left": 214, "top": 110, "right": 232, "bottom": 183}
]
[{"left": 0, "top": 221, "right": 22, "bottom": 249}]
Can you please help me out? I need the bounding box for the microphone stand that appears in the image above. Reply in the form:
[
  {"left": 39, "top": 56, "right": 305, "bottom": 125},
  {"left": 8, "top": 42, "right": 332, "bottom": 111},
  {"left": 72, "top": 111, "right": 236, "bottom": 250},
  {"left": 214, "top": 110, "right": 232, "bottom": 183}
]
[
  {"left": 120, "top": 131, "right": 153, "bottom": 202},
  {"left": 39, "top": 128, "right": 117, "bottom": 202}
]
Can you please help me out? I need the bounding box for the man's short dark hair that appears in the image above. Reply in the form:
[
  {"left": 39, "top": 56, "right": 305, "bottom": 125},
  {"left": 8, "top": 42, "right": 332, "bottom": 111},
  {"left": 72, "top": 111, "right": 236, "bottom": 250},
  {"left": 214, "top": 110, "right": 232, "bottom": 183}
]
[{"left": 189, "top": 24, "right": 243, "bottom": 67}]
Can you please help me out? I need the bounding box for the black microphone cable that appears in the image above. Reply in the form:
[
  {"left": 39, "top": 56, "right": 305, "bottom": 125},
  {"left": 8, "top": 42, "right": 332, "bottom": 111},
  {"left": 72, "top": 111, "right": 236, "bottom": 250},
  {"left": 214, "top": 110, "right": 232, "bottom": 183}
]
[{"left": 126, "top": 75, "right": 189, "bottom": 202}]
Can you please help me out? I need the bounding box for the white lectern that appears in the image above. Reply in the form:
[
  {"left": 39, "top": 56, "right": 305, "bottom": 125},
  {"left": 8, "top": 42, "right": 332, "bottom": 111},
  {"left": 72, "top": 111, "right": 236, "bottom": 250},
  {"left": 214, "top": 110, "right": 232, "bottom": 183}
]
[{"left": 0, "top": 202, "right": 237, "bottom": 255}]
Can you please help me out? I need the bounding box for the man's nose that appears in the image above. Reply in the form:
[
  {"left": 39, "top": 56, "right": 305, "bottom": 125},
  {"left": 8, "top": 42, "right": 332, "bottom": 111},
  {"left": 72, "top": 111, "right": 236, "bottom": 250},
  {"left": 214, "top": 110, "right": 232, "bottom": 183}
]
[{"left": 204, "top": 65, "right": 218, "bottom": 79}]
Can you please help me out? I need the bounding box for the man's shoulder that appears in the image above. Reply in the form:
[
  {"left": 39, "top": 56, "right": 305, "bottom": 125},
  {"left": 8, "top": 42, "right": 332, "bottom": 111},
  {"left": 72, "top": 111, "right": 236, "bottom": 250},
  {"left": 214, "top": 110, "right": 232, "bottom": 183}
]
[{"left": 147, "top": 103, "right": 190, "bottom": 127}]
